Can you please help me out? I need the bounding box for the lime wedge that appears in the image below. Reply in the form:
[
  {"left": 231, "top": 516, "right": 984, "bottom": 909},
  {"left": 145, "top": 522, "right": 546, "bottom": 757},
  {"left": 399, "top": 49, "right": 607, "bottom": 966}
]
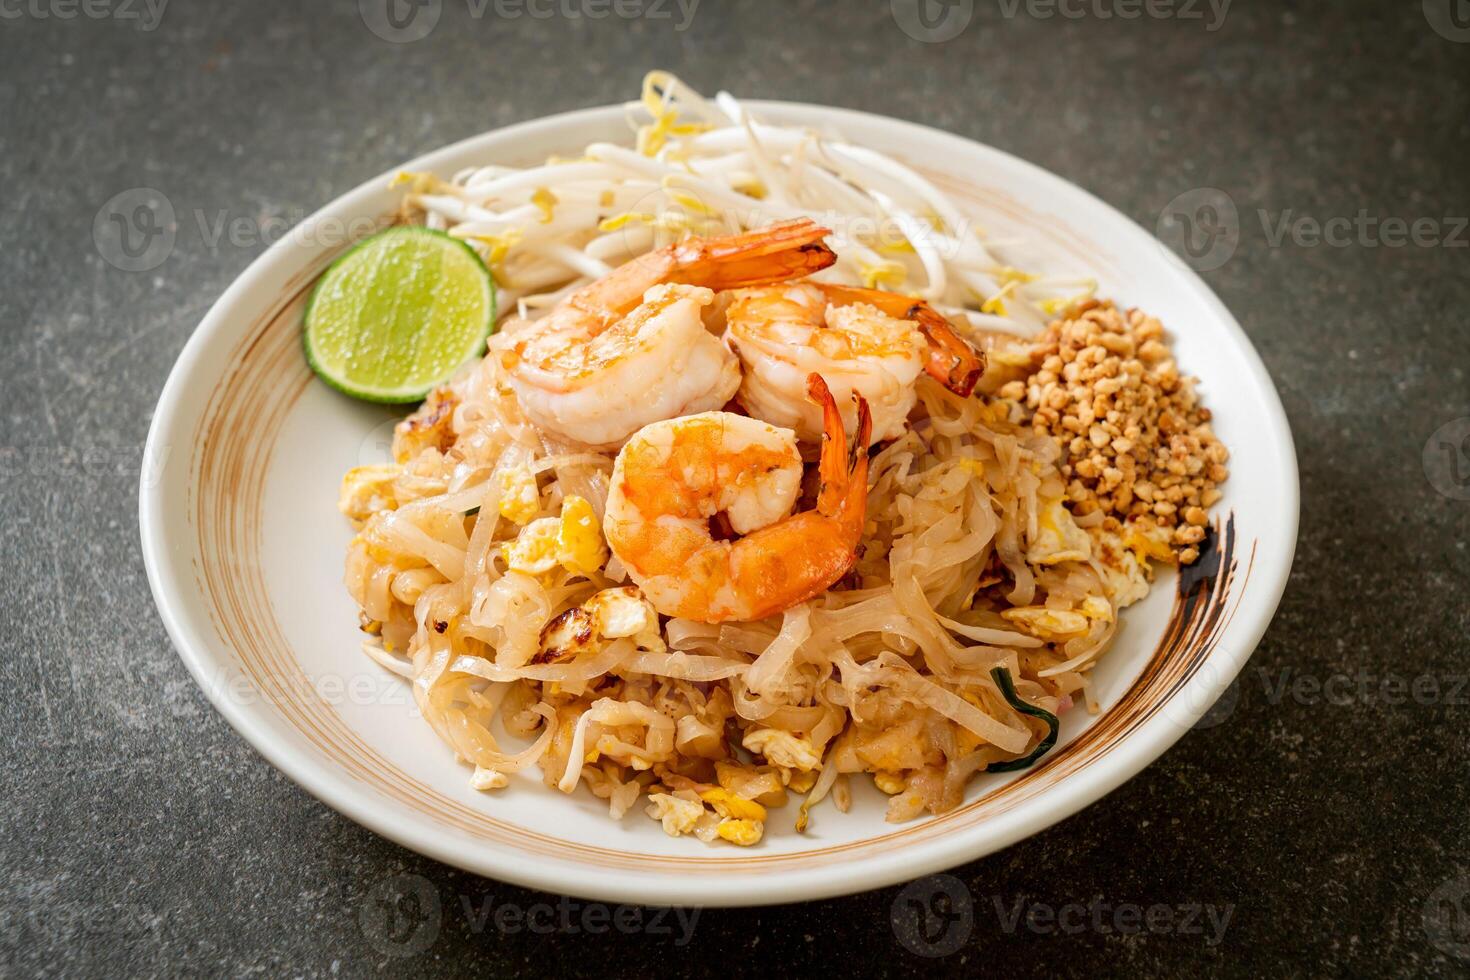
[{"left": 304, "top": 226, "right": 496, "bottom": 403}]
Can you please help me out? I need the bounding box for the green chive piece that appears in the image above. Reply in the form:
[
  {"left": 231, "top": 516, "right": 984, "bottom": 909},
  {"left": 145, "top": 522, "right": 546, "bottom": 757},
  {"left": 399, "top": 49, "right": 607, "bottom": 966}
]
[{"left": 985, "top": 666, "right": 1060, "bottom": 773}]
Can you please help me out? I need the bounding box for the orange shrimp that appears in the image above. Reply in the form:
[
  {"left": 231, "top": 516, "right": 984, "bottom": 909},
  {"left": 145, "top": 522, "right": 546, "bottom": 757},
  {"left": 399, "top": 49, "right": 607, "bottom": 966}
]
[
  {"left": 603, "top": 374, "right": 872, "bottom": 623},
  {"left": 811, "top": 284, "right": 986, "bottom": 397},
  {"left": 500, "top": 218, "right": 837, "bottom": 450}
]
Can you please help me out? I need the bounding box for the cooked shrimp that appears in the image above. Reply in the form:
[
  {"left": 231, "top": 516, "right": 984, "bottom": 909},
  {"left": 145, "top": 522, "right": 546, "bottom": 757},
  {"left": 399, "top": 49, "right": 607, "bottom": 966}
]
[
  {"left": 604, "top": 374, "right": 872, "bottom": 623},
  {"left": 498, "top": 218, "right": 837, "bottom": 450},
  {"left": 724, "top": 283, "right": 986, "bottom": 445}
]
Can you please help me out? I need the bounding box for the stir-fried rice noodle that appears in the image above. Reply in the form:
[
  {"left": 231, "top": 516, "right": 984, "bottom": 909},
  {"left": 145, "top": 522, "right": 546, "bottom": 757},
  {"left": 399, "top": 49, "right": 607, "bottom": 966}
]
[{"left": 342, "top": 72, "right": 1195, "bottom": 841}]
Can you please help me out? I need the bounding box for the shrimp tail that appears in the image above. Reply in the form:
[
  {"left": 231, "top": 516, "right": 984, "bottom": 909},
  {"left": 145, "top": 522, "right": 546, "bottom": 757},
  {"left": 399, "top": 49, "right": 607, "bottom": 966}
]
[
  {"left": 913, "top": 305, "right": 986, "bottom": 398},
  {"left": 668, "top": 218, "right": 837, "bottom": 291},
  {"left": 808, "top": 373, "right": 871, "bottom": 526},
  {"left": 813, "top": 284, "right": 986, "bottom": 397}
]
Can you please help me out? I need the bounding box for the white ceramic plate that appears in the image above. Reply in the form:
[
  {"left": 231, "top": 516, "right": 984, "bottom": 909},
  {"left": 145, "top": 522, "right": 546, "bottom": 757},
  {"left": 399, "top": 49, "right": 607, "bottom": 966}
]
[{"left": 140, "top": 102, "right": 1297, "bottom": 907}]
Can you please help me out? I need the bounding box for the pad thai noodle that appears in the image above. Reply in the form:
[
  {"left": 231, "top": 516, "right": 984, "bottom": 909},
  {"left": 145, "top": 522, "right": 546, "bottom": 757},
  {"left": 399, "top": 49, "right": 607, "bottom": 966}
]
[{"left": 337, "top": 72, "right": 1229, "bottom": 846}]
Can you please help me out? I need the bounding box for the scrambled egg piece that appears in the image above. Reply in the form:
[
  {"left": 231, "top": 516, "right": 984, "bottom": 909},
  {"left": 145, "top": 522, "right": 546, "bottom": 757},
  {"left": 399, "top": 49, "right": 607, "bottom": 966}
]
[
  {"left": 503, "top": 495, "right": 608, "bottom": 578},
  {"left": 1091, "top": 528, "right": 1155, "bottom": 608},
  {"left": 1001, "top": 606, "right": 1091, "bottom": 640},
  {"left": 392, "top": 388, "right": 458, "bottom": 462},
  {"left": 469, "top": 767, "right": 508, "bottom": 791},
  {"left": 742, "top": 730, "right": 822, "bottom": 772},
  {"left": 538, "top": 587, "right": 662, "bottom": 664},
  {"left": 714, "top": 763, "right": 788, "bottom": 807},
  {"left": 497, "top": 466, "right": 539, "bottom": 524},
  {"left": 997, "top": 593, "right": 1115, "bottom": 641},
  {"left": 586, "top": 587, "right": 657, "bottom": 640},
  {"left": 716, "top": 818, "right": 764, "bottom": 846},
  {"left": 1079, "top": 595, "right": 1114, "bottom": 623},
  {"left": 646, "top": 793, "right": 704, "bottom": 836},
  {"left": 785, "top": 770, "right": 819, "bottom": 793},
  {"left": 558, "top": 495, "right": 609, "bottom": 575},
  {"left": 1124, "top": 523, "right": 1176, "bottom": 565},
  {"left": 1027, "top": 495, "right": 1093, "bottom": 566},
  {"left": 338, "top": 465, "right": 399, "bottom": 522},
  {"left": 873, "top": 771, "right": 907, "bottom": 795},
  {"left": 699, "top": 788, "right": 768, "bottom": 822},
  {"left": 503, "top": 517, "right": 562, "bottom": 575},
  {"left": 851, "top": 721, "right": 932, "bottom": 772}
]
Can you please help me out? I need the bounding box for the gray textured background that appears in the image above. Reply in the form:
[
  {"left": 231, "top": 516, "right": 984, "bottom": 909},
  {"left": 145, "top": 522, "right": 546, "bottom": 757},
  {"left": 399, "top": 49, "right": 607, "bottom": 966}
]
[{"left": 3, "top": 0, "right": 1469, "bottom": 976}]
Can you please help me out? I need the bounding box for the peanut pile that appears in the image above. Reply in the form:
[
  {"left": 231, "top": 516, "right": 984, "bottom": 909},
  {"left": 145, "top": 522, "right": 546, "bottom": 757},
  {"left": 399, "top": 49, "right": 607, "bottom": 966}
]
[{"left": 998, "top": 300, "right": 1229, "bottom": 565}]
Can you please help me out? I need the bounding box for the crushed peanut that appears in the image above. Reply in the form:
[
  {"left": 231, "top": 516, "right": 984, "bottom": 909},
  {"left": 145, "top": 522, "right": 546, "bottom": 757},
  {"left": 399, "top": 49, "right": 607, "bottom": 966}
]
[{"left": 1000, "top": 300, "right": 1229, "bottom": 564}]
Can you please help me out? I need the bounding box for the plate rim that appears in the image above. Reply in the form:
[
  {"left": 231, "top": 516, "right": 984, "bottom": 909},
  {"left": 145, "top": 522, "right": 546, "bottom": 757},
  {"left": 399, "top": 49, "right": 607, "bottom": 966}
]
[{"left": 140, "top": 99, "right": 1299, "bottom": 907}]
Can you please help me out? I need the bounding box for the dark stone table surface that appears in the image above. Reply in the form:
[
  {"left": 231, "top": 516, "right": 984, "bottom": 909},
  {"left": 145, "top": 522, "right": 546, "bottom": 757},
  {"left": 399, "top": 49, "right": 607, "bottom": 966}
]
[{"left": 2, "top": 0, "right": 1467, "bottom": 975}]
